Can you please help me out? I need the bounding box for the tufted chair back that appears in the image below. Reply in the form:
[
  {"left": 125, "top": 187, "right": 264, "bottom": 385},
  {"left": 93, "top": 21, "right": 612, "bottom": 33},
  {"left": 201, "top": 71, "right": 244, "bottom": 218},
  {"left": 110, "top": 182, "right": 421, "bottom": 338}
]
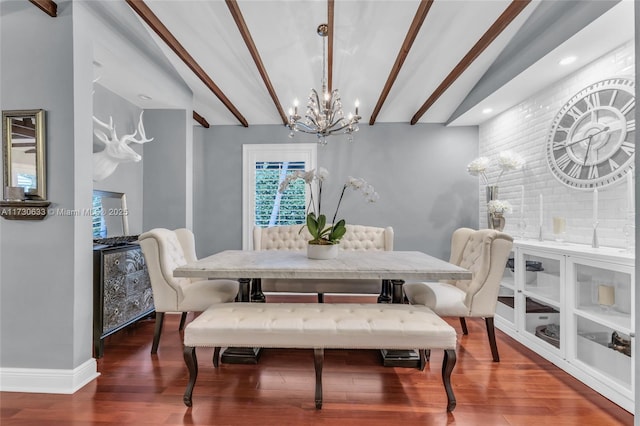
[
  {"left": 139, "top": 228, "right": 192, "bottom": 311},
  {"left": 138, "top": 228, "right": 239, "bottom": 354},
  {"left": 253, "top": 224, "right": 394, "bottom": 297},
  {"left": 254, "top": 224, "right": 393, "bottom": 252},
  {"left": 403, "top": 227, "right": 512, "bottom": 362},
  {"left": 448, "top": 228, "right": 512, "bottom": 316}
]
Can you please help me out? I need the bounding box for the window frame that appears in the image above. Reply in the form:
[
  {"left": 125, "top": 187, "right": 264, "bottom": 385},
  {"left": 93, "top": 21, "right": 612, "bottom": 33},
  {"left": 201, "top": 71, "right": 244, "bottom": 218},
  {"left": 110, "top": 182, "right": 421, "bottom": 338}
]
[{"left": 242, "top": 143, "right": 317, "bottom": 250}]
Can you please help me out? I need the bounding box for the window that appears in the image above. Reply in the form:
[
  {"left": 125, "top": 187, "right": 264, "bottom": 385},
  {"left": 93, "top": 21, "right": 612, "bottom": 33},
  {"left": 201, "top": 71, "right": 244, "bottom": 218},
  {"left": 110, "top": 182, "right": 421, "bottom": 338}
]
[
  {"left": 242, "top": 144, "right": 317, "bottom": 249},
  {"left": 254, "top": 161, "right": 306, "bottom": 227}
]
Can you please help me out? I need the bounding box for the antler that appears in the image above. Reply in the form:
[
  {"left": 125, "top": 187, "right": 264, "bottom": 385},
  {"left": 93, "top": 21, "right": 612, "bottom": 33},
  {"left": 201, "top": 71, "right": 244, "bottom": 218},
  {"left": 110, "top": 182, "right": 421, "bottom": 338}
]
[{"left": 126, "top": 111, "right": 154, "bottom": 144}]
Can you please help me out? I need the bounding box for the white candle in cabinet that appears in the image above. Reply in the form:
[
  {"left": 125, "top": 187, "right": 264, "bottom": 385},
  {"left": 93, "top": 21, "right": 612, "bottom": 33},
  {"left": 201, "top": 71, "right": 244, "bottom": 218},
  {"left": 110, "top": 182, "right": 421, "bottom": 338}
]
[{"left": 597, "top": 285, "right": 615, "bottom": 307}]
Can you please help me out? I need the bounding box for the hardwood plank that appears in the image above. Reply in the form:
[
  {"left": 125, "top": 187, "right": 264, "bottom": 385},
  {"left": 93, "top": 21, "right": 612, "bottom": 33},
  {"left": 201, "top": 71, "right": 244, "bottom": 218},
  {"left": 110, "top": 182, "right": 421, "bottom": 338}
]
[{"left": 0, "top": 294, "right": 632, "bottom": 425}]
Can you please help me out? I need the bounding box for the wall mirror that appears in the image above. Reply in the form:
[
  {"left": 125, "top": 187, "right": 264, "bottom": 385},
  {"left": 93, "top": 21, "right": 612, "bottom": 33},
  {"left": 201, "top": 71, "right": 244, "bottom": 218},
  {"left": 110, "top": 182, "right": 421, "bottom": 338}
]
[
  {"left": 92, "top": 190, "right": 130, "bottom": 239},
  {"left": 2, "top": 109, "right": 46, "bottom": 200}
]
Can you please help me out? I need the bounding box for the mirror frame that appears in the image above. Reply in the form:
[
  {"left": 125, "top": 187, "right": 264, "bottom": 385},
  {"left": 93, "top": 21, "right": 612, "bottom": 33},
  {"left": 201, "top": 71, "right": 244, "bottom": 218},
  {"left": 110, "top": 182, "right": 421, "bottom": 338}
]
[
  {"left": 2, "top": 109, "right": 46, "bottom": 200},
  {"left": 92, "top": 189, "right": 130, "bottom": 237}
]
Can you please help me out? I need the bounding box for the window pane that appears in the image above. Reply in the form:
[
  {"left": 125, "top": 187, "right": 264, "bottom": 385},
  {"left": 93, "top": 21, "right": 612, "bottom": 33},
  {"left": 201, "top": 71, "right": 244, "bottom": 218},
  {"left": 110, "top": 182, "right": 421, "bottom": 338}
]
[{"left": 255, "top": 161, "right": 306, "bottom": 227}]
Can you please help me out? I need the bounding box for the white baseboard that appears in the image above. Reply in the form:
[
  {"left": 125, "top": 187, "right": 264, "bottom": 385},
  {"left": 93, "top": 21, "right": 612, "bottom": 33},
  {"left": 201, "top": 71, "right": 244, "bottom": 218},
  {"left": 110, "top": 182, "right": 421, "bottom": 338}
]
[{"left": 0, "top": 358, "right": 99, "bottom": 394}]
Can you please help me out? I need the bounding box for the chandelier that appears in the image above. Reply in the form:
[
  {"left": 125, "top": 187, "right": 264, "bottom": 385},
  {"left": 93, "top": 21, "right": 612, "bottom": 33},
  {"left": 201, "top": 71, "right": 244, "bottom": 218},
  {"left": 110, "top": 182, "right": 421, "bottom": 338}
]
[{"left": 287, "top": 23, "right": 361, "bottom": 145}]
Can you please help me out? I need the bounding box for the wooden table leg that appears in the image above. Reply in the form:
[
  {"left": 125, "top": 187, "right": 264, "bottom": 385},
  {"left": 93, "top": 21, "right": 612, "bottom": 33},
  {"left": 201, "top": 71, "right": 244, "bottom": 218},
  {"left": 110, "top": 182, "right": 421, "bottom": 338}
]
[
  {"left": 221, "top": 277, "right": 262, "bottom": 364},
  {"left": 376, "top": 279, "right": 392, "bottom": 303},
  {"left": 381, "top": 279, "right": 421, "bottom": 367}
]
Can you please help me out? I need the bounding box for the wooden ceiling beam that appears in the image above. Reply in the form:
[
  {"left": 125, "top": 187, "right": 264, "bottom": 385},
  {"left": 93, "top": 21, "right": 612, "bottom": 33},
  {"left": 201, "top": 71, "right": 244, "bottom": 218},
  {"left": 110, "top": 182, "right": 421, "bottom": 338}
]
[
  {"left": 327, "top": 0, "right": 334, "bottom": 92},
  {"left": 369, "top": 0, "right": 434, "bottom": 125},
  {"left": 225, "top": 0, "right": 287, "bottom": 125},
  {"left": 125, "top": 0, "right": 248, "bottom": 127},
  {"left": 410, "top": 0, "right": 531, "bottom": 125},
  {"left": 193, "top": 111, "right": 210, "bottom": 128},
  {"left": 29, "top": 0, "right": 57, "bottom": 17}
]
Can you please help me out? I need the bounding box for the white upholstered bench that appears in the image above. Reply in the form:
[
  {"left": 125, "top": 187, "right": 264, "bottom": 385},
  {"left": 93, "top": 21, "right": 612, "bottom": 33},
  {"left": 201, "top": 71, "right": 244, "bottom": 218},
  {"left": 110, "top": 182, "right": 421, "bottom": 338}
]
[{"left": 182, "top": 303, "right": 458, "bottom": 411}]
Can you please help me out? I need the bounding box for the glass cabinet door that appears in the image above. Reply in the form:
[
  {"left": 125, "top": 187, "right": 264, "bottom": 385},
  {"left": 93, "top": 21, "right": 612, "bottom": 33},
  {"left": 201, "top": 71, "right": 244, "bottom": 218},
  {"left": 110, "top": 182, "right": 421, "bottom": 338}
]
[
  {"left": 496, "top": 252, "right": 516, "bottom": 327},
  {"left": 568, "top": 258, "right": 634, "bottom": 397},
  {"left": 518, "top": 250, "right": 563, "bottom": 353}
]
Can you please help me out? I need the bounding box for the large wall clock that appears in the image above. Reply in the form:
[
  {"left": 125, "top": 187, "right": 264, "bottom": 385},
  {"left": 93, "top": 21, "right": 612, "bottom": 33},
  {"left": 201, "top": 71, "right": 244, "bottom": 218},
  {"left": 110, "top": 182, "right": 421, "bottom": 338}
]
[{"left": 546, "top": 77, "right": 635, "bottom": 189}]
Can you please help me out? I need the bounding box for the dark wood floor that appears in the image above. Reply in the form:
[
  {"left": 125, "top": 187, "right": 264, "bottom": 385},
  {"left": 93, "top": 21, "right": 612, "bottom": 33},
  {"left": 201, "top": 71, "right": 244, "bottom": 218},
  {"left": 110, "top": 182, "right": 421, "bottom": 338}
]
[{"left": 0, "top": 294, "right": 633, "bottom": 425}]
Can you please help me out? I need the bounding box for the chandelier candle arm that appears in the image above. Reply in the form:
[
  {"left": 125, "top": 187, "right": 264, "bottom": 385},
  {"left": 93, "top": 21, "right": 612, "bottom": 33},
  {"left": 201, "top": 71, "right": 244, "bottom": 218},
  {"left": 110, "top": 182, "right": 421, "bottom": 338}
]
[{"left": 287, "top": 23, "right": 360, "bottom": 145}]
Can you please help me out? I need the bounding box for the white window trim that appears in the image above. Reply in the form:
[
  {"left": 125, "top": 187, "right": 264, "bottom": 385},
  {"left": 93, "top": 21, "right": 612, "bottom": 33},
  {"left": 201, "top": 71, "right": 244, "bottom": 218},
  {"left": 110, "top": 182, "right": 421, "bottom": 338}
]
[{"left": 242, "top": 144, "right": 317, "bottom": 250}]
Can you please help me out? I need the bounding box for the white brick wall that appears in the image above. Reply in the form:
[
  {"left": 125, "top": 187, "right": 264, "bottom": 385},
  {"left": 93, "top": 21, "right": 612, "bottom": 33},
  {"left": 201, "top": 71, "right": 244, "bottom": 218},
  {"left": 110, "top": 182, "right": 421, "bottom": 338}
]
[{"left": 479, "top": 41, "right": 635, "bottom": 248}]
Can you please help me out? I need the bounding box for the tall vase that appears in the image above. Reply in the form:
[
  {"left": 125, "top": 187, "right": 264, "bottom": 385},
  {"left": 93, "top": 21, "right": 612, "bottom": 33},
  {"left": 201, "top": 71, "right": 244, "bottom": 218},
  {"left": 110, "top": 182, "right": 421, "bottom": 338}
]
[
  {"left": 486, "top": 185, "right": 498, "bottom": 229},
  {"left": 491, "top": 212, "right": 506, "bottom": 231}
]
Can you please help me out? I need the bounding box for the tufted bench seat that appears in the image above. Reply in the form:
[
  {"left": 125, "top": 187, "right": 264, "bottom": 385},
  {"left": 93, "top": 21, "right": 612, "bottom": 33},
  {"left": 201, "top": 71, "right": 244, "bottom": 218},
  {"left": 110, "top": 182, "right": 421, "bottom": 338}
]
[
  {"left": 182, "top": 303, "right": 458, "bottom": 411},
  {"left": 253, "top": 224, "right": 394, "bottom": 299}
]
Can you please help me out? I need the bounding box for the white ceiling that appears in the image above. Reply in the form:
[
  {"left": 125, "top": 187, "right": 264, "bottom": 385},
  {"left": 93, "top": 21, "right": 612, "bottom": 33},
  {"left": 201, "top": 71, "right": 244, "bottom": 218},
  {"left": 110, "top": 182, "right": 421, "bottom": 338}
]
[{"left": 92, "top": 0, "right": 635, "bottom": 128}]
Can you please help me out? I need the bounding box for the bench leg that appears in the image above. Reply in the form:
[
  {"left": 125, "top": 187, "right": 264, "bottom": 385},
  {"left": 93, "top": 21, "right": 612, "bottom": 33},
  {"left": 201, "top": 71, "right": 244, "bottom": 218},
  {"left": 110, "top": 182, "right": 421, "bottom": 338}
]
[
  {"left": 212, "top": 347, "right": 220, "bottom": 368},
  {"left": 459, "top": 317, "right": 468, "bottom": 335},
  {"left": 442, "top": 349, "right": 457, "bottom": 412},
  {"left": 183, "top": 346, "right": 198, "bottom": 407},
  {"left": 314, "top": 348, "right": 324, "bottom": 409}
]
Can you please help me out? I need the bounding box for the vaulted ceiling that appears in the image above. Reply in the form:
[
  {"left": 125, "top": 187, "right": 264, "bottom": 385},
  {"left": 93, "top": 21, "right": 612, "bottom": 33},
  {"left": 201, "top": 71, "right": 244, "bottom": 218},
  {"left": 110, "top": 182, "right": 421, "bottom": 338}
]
[{"left": 87, "top": 0, "right": 634, "bottom": 128}]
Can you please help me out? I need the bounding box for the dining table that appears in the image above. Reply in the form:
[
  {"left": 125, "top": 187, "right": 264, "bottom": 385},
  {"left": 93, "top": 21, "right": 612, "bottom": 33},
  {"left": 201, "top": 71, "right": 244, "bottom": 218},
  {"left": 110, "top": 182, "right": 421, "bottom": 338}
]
[{"left": 174, "top": 249, "right": 472, "bottom": 366}]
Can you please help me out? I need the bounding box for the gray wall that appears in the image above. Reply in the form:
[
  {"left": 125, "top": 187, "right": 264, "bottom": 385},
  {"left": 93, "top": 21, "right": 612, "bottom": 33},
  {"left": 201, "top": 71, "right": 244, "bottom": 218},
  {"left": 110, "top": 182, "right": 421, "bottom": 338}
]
[
  {"left": 143, "top": 110, "right": 190, "bottom": 232},
  {"left": 0, "top": 0, "right": 94, "bottom": 369},
  {"left": 194, "top": 123, "right": 479, "bottom": 260},
  {"left": 92, "top": 84, "right": 144, "bottom": 235}
]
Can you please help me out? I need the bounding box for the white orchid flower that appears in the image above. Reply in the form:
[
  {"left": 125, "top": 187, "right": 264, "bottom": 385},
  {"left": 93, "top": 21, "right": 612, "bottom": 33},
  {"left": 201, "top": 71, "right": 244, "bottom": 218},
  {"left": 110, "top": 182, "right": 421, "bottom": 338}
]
[
  {"left": 316, "top": 167, "right": 329, "bottom": 181},
  {"left": 301, "top": 169, "right": 315, "bottom": 184},
  {"left": 347, "top": 176, "right": 365, "bottom": 189}
]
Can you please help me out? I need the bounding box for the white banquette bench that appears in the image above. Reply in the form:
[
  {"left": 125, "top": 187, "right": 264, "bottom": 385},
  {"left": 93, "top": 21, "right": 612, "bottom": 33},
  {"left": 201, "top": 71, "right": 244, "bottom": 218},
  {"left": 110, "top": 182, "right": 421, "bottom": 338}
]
[
  {"left": 182, "top": 302, "right": 458, "bottom": 411},
  {"left": 253, "top": 224, "right": 394, "bottom": 301}
]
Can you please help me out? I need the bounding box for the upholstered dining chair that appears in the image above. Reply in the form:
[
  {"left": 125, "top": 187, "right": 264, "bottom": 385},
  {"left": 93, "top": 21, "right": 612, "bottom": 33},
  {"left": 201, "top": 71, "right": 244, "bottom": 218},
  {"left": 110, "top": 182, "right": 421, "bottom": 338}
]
[
  {"left": 138, "top": 228, "right": 239, "bottom": 354},
  {"left": 253, "top": 224, "right": 394, "bottom": 302},
  {"left": 403, "top": 228, "right": 513, "bottom": 362}
]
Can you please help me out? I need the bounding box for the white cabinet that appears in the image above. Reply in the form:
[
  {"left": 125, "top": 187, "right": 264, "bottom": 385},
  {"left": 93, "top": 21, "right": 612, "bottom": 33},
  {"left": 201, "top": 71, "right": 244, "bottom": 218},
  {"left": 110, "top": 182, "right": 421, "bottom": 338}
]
[{"left": 494, "top": 240, "right": 634, "bottom": 412}]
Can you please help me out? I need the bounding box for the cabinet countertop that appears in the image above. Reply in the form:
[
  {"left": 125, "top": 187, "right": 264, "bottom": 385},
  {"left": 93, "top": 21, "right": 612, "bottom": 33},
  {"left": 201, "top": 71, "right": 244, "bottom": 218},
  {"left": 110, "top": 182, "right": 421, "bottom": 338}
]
[{"left": 513, "top": 239, "right": 634, "bottom": 263}]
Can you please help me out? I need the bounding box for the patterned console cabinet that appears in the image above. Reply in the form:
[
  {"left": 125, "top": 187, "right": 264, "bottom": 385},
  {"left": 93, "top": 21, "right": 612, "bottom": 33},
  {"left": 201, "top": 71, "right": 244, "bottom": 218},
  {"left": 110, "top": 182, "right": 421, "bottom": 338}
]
[{"left": 93, "top": 243, "right": 154, "bottom": 358}]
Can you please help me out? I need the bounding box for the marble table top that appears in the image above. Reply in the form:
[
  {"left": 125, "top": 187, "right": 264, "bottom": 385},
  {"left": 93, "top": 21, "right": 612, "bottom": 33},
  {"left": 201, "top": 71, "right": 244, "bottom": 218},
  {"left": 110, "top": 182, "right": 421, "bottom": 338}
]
[{"left": 174, "top": 250, "right": 472, "bottom": 281}]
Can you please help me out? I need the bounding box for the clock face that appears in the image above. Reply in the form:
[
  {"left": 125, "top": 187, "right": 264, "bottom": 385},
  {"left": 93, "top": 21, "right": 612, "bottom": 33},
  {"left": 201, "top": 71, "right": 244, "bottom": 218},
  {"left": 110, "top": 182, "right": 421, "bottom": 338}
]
[{"left": 546, "top": 77, "right": 635, "bottom": 189}]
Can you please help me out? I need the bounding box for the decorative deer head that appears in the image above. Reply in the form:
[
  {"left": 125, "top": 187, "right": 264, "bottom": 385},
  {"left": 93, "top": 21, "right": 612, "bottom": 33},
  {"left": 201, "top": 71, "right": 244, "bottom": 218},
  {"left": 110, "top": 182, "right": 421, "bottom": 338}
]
[{"left": 92, "top": 111, "right": 154, "bottom": 181}]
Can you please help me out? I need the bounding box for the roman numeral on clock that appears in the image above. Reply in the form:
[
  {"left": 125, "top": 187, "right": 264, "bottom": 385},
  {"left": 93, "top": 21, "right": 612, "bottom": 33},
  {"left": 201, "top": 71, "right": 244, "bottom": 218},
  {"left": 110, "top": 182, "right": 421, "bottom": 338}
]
[
  {"left": 588, "top": 165, "right": 599, "bottom": 179},
  {"left": 621, "top": 141, "right": 635, "bottom": 156},
  {"left": 556, "top": 153, "right": 571, "bottom": 169},
  {"left": 567, "top": 163, "right": 582, "bottom": 178}
]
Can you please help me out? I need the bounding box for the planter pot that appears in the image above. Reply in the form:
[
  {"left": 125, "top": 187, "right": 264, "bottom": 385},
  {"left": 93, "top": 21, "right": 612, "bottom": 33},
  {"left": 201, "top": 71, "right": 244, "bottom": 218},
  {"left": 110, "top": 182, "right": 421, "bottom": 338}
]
[{"left": 307, "top": 243, "right": 339, "bottom": 260}]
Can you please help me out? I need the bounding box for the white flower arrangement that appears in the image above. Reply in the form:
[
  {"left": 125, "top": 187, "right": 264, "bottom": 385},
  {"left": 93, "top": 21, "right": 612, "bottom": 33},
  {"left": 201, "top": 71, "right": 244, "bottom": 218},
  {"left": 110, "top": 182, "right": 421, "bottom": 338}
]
[
  {"left": 278, "top": 168, "right": 379, "bottom": 244},
  {"left": 467, "top": 151, "right": 525, "bottom": 185},
  {"left": 487, "top": 199, "right": 513, "bottom": 214}
]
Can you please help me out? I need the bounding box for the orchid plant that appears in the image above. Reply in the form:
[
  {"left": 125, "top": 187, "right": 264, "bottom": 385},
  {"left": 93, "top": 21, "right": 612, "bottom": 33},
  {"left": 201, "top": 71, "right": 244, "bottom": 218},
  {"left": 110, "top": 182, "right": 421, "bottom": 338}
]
[
  {"left": 278, "top": 168, "right": 379, "bottom": 245},
  {"left": 467, "top": 151, "right": 525, "bottom": 185}
]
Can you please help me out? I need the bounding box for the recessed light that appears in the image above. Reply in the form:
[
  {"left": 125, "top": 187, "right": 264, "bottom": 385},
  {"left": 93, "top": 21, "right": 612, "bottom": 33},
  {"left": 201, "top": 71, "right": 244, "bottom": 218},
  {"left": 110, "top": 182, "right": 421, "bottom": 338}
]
[
  {"left": 138, "top": 94, "right": 152, "bottom": 101},
  {"left": 559, "top": 56, "right": 577, "bottom": 66},
  {"left": 482, "top": 108, "right": 493, "bottom": 114}
]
